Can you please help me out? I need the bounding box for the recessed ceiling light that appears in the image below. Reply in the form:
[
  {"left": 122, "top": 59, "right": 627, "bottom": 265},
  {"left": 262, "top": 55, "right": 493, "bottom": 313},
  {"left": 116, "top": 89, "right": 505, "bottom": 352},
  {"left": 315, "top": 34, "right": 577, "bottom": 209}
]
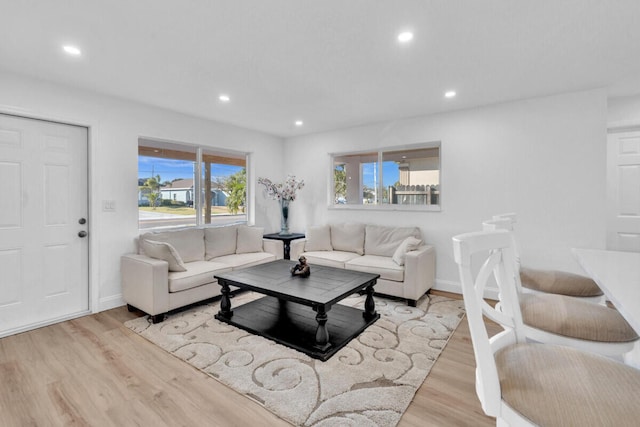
[
  {"left": 397, "top": 32, "right": 414, "bottom": 43},
  {"left": 295, "top": 120, "right": 303, "bottom": 127},
  {"left": 62, "top": 45, "right": 81, "bottom": 56},
  {"left": 219, "top": 94, "right": 230, "bottom": 102},
  {"left": 445, "top": 91, "right": 457, "bottom": 98}
]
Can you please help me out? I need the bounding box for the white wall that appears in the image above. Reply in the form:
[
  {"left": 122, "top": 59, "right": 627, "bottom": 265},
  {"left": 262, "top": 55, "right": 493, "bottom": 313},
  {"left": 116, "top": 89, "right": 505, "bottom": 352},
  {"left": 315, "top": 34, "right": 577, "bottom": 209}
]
[
  {"left": 608, "top": 94, "right": 640, "bottom": 128},
  {"left": 0, "top": 69, "right": 610, "bottom": 305},
  {"left": 284, "top": 89, "right": 608, "bottom": 293},
  {"left": 0, "top": 70, "right": 285, "bottom": 312}
]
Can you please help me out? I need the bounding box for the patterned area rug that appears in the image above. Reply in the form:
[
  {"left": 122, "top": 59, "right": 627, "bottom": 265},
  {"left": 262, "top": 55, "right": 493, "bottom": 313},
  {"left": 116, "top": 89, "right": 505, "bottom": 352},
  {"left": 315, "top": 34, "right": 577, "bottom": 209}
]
[{"left": 125, "top": 293, "right": 465, "bottom": 426}]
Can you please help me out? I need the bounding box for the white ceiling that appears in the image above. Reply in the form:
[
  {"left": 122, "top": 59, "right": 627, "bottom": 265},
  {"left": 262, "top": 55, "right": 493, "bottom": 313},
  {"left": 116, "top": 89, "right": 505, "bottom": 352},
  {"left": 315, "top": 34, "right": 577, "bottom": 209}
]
[{"left": 2, "top": 1, "right": 640, "bottom": 137}]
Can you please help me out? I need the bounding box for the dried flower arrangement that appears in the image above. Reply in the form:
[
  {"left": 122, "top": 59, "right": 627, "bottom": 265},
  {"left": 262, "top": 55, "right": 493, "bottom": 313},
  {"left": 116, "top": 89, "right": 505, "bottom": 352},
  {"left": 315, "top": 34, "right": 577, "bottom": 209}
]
[{"left": 257, "top": 175, "right": 305, "bottom": 201}]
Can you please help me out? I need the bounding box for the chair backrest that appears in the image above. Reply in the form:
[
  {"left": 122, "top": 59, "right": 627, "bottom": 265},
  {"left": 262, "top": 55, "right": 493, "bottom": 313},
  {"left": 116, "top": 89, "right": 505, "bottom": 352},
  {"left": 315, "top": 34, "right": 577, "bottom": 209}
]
[
  {"left": 483, "top": 216, "right": 522, "bottom": 269},
  {"left": 452, "top": 230, "right": 527, "bottom": 416},
  {"left": 492, "top": 212, "right": 517, "bottom": 223}
]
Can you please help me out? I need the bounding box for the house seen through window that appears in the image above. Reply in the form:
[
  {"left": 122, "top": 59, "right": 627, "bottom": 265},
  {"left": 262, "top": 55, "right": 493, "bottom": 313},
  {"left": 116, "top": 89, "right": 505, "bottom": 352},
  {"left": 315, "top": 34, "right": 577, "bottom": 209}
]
[
  {"left": 138, "top": 139, "right": 248, "bottom": 229},
  {"left": 332, "top": 143, "right": 440, "bottom": 210}
]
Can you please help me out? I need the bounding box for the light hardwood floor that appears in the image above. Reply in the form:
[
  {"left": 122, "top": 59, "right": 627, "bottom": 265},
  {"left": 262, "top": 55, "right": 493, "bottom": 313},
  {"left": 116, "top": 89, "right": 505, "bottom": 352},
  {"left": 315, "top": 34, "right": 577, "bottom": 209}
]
[{"left": 0, "top": 291, "right": 499, "bottom": 426}]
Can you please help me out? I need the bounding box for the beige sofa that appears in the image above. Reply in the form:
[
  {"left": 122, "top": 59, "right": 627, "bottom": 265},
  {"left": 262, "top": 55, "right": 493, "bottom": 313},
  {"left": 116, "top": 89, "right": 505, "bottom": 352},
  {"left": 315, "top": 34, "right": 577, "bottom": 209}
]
[
  {"left": 290, "top": 223, "right": 435, "bottom": 306},
  {"left": 121, "top": 225, "right": 283, "bottom": 323}
]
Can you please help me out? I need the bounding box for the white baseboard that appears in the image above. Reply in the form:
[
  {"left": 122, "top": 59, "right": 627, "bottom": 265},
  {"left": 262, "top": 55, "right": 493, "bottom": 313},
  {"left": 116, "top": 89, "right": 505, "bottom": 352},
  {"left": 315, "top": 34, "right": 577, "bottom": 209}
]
[
  {"left": 99, "top": 294, "right": 126, "bottom": 312},
  {"left": 432, "top": 279, "right": 462, "bottom": 295},
  {"left": 433, "top": 279, "right": 500, "bottom": 301}
]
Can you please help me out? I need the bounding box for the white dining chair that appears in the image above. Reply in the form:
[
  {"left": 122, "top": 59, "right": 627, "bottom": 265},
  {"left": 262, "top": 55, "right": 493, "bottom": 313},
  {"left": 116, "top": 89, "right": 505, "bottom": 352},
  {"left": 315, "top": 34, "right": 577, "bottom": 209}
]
[
  {"left": 482, "top": 217, "right": 638, "bottom": 357},
  {"left": 488, "top": 213, "right": 604, "bottom": 302},
  {"left": 452, "top": 230, "right": 640, "bottom": 426}
]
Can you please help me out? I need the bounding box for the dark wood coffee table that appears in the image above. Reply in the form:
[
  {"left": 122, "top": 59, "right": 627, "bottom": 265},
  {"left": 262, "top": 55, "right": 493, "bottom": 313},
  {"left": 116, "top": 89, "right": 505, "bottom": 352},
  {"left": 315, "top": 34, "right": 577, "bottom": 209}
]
[{"left": 214, "top": 260, "right": 380, "bottom": 361}]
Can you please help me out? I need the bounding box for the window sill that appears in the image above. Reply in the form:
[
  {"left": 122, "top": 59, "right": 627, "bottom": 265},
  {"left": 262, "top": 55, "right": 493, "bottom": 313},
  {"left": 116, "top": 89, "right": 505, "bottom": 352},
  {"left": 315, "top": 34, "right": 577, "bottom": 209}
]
[{"left": 328, "top": 204, "right": 441, "bottom": 212}]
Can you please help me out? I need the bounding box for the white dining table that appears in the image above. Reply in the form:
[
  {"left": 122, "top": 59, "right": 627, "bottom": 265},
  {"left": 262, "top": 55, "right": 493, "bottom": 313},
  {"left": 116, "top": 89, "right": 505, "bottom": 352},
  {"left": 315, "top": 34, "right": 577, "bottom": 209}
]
[{"left": 573, "top": 248, "right": 640, "bottom": 367}]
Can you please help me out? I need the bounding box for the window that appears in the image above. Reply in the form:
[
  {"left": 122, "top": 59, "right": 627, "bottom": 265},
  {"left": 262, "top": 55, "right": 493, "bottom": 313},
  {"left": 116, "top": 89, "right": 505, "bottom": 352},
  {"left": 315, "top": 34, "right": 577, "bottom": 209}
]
[
  {"left": 332, "top": 143, "right": 440, "bottom": 210},
  {"left": 138, "top": 139, "right": 248, "bottom": 229}
]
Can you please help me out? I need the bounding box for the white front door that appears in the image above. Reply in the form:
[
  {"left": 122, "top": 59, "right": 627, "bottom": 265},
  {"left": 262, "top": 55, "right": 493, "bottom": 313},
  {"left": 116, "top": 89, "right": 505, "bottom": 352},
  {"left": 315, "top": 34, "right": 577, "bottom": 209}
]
[
  {"left": 607, "top": 130, "right": 640, "bottom": 252},
  {"left": 0, "top": 113, "right": 89, "bottom": 337}
]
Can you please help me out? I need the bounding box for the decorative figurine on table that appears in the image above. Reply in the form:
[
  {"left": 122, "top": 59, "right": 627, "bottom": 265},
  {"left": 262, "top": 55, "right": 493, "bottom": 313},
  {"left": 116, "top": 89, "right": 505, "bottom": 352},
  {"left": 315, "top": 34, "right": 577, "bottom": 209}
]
[{"left": 291, "top": 256, "right": 311, "bottom": 278}]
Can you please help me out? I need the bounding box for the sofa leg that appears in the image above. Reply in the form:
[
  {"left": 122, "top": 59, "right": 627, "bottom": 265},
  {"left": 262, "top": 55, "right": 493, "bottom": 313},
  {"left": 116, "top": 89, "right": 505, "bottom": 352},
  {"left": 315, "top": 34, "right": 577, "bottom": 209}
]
[
  {"left": 150, "top": 313, "right": 165, "bottom": 324},
  {"left": 407, "top": 299, "right": 417, "bottom": 307},
  {"left": 127, "top": 304, "right": 136, "bottom": 312}
]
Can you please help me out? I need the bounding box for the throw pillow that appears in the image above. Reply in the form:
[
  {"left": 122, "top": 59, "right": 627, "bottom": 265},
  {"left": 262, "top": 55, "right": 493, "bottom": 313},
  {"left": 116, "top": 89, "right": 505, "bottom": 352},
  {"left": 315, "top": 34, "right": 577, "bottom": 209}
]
[
  {"left": 364, "top": 225, "right": 422, "bottom": 257},
  {"left": 392, "top": 236, "right": 423, "bottom": 266},
  {"left": 304, "top": 225, "right": 332, "bottom": 251},
  {"left": 331, "top": 223, "right": 365, "bottom": 255},
  {"left": 140, "top": 228, "right": 204, "bottom": 262},
  {"left": 204, "top": 225, "right": 238, "bottom": 260},
  {"left": 142, "top": 240, "right": 187, "bottom": 272},
  {"left": 236, "top": 226, "right": 264, "bottom": 254}
]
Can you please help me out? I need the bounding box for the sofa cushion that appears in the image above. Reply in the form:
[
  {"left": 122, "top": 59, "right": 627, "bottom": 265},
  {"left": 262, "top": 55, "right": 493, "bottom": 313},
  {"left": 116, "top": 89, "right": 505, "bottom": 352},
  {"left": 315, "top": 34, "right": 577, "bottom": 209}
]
[
  {"left": 305, "top": 225, "right": 332, "bottom": 251},
  {"left": 346, "top": 255, "right": 404, "bottom": 282},
  {"left": 140, "top": 228, "right": 205, "bottom": 262},
  {"left": 211, "top": 252, "right": 276, "bottom": 269},
  {"left": 168, "top": 261, "right": 232, "bottom": 293},
  {"left": 392, "top": 236, "right": 423, "bottom": 266},
  {"left": 141, "top": 240, "right": 187, "bottom": 272},
  {"left": 303, "top": 251, "right": 361, "bottom": 269},
  {"left": 236, "top": 226, "right": 264, "bottom": 254},
  {"left": 364, "top": 225, "right": 421, "bottom": 257},
  {"left": 204, "top": 225, "right": 238, "bottom": 259},
  {"left": 331, "top": 223, "right": 365, "bottom": 255}
]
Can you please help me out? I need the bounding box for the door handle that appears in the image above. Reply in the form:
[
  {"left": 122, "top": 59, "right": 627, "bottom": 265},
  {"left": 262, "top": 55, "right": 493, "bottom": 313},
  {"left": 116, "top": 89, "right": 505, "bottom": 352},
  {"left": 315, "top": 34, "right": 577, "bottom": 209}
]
[{"left": 78, "top": 231, "right": 88, "bottom": 238}]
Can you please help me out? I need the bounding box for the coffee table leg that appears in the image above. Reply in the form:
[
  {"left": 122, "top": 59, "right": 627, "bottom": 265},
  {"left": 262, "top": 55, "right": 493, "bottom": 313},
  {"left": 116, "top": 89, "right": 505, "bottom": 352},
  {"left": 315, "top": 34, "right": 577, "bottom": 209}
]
[
  {"left": 218, "top": 281, "right": 233, "bottom": 318},
  {"left": 364, "top": 283, "right": 377, "bottom": 320},
  {"left": 314, "top": 305, "right": 331, "bottom": 350}
]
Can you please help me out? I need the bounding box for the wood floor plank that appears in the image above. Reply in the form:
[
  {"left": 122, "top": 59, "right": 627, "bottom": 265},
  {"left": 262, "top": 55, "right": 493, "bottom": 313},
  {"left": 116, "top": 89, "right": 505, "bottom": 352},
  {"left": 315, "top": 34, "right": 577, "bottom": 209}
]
[{"left": 0, "top": 290, "right": 495, "bottom": 426}]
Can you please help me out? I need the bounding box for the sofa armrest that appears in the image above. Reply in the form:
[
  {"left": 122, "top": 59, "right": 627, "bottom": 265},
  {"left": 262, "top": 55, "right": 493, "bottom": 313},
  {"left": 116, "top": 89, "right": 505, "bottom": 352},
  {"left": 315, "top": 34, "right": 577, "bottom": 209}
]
[
  {"left": 290, "top": 238, "right": 307, "bottom": 260},
  {"left": 121, "top": 254, "right": 170, "bottom": 316},
  {"left": 403, "top": 245, "right": 436, "bottom": 301},
  {"left": 262, "top": 238, "right": 284, "bottom": 260}
]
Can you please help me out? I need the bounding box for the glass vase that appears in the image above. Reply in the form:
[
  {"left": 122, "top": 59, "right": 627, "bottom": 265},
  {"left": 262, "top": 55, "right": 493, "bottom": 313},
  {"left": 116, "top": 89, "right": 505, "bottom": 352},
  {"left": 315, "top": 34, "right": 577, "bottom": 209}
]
[{"left": 279, "top": 199, "right": 290, "bottom": 235}]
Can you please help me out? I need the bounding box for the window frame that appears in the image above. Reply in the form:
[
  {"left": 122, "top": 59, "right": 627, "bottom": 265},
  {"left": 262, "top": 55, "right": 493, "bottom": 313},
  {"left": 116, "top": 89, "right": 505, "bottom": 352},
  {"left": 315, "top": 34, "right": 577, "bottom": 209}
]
[
  {"left": 138, "top": 138, "right": 249, "bottom": 230},
  {"left": 329, "top": 141, "right": 441, "bottom": 212}
]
